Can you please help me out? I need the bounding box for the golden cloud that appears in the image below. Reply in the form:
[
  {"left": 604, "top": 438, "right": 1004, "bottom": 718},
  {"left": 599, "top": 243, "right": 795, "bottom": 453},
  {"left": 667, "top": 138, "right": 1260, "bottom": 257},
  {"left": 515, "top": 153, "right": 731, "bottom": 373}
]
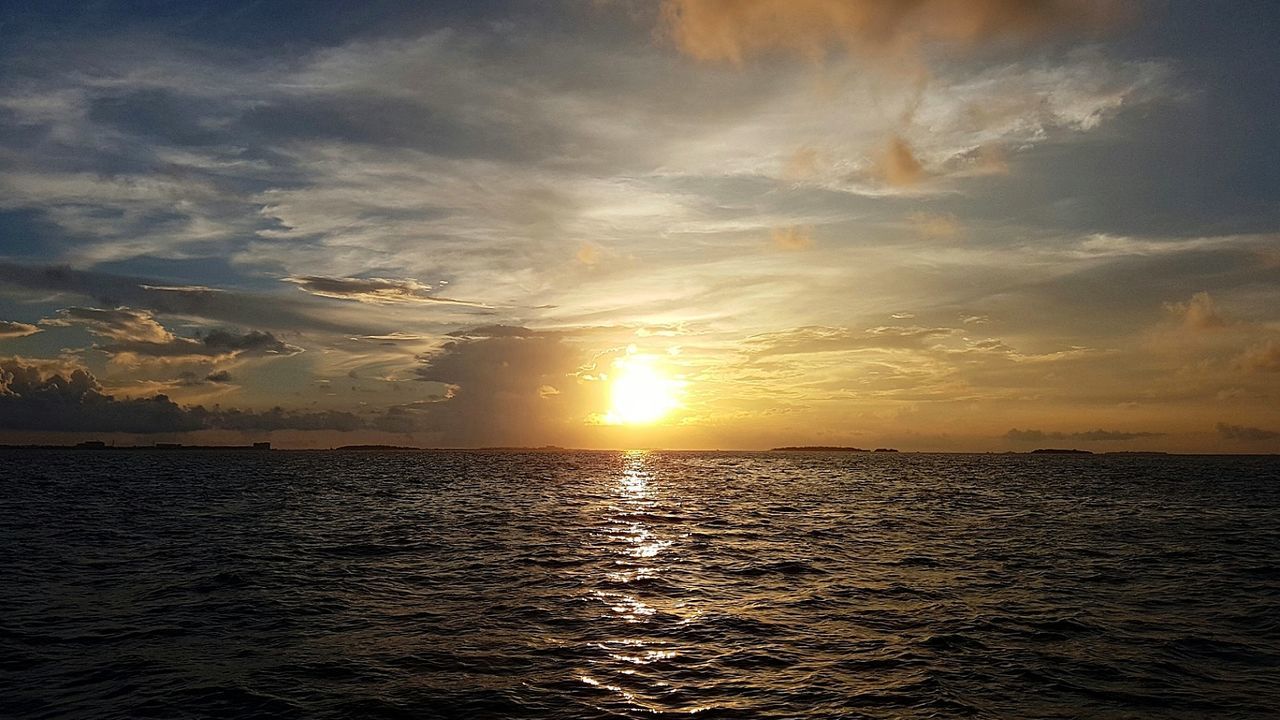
[
  {"left": 0, "top": 320, "right": 40, "bottom": 339},
  {"left": 877, "top": 135, "right": 926, "bottom": 186},
  {"left": 771, "top": 225, "right": 814, "bottom": 251},
  {"left": 1165, "top": 291, "right": 1227, "bottom": 332},
  {"left": 577, "top": 242, "right": 602, "bottom": 266},
  {"left": 909, "top": 212, "right": 961, "bottom": 240},
  {"left": 781, "top": 146, "right": 821, "bottom": 181},
  {"left": 659, "top": 0, "right": 1127, "bottom": 64},
  {"left": 1237, "top": 340, "right": 1280, "bottom": 373}
]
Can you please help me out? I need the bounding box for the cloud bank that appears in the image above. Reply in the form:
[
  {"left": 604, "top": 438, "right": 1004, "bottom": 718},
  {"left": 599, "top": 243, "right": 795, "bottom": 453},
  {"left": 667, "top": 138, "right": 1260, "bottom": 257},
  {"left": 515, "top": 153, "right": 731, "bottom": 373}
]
[
  {"left": 1216, "top": 423, "right": 1279, "bottom": 442},
  {"left": 1004, "top": 428, "right": 1165, "bottom": 443},
  {"left": 0, "top": 357, "right": 360, "bottom": 434}
]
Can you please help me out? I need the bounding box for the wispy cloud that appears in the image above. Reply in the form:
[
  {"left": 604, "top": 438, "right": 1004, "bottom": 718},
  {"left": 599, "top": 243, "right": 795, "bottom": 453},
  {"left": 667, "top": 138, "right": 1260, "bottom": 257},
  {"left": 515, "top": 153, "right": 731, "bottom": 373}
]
[
  {"left": 0, "top": 263, "right": 365, "bottom": 335},
  {"left": 283, "top": 276, "right": 488, "bottom": 307},
  {"left": 42, "top": 306, "right": 302, "bottom": 360},
  {"left": 1216, "top": 422, "right": 1280, "bottom": 442},
  {"left": 0, "top": 321, "right": 40, "bottom": 339},
  {"left": 1004, "top": 428, "right": 1164, "bottom": 443}
]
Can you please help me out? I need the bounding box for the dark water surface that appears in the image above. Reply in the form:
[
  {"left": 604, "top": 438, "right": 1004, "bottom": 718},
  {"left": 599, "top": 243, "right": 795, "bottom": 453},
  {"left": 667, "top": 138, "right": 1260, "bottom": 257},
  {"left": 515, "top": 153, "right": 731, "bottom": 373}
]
[{"left": 2, "top": 451, "right": 1279, "bottom": 719}]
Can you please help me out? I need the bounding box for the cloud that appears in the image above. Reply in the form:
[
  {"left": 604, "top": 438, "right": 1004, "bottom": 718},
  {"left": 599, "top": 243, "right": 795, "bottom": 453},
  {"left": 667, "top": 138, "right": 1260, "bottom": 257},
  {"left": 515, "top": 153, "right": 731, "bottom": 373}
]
[
  {"left": 0, "top": 321, "right": 41, "bottom": 339},
  {"left": 178, "top": 370, "right": 233, "bottom": 386},
  {"left": 408, "top": 325, "right": 595, "bottom": 445},
  {"left": 771, "top": 225, "right": 813, "bottom": 251},
  {"left": 1004, "top": 428, "right": 1164, "bottom": 442},
  {"left": 781, "top": 146, "right": 821, "bottom": 181},
  {"left": 283, "top": 276, "right": 487, "bottom": 307},
  {"left": 576, "top": 242, "right": 602, "bottom": 266},
  {"left": 41, "top": 307, "right": 303, "bottom": 360},
  {"left": 445, "top": 325, "right": 550, "bottom": 340},
  {"left": 1165, "top": 291, "right": 1227, "bottom": 331},
  {"left": 0, "top": 358, "right": 204, "bottom": 433},
  {"left": 208, "top": 407, "right": 365, "bottom": 433},
  {"left": 190, "top": 330, "right": 300, "bottom": 357},
  {"left": 0, "top": 6, "right": 1259, "bottom": 451},
  {"left": 0, "top": 19, "right": 1167, "bottom": 307},
  {"left": 0, "top": 357, "right": 365, "bottom": 434},
  {"left": 909, "top": 212, "right": 961, "bottom": 240},
  {"left": 877, "top": 135, "right": 927, "bottom": 187},
  {"left": 1216, "top": 422, "right": 1280, "bottom": 442},
  {"left": 41, "top": 307, "right": 172, "bottom": 343},
  {"left": 658, "top": 0, "right": 1128, "bottom": 64},
  {"left": 1237, "top": 340, "right": 1280, "bottom": 373},
  {"left": 0, "top": 263, "right": 358, "bottom": 335},
  {"left": 747, "top": 324, "right": 955, "bottom": 357},
  {"left": 351, "top": 332, "right": 430, "bottom": 343},
  {"left": 948, "top": 144, "right": 1010, "bottom": 177}
]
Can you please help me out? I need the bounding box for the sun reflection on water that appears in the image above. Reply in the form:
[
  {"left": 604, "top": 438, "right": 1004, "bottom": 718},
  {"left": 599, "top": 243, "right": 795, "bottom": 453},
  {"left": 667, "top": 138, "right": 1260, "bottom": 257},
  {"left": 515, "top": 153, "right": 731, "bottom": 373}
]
[
  {"left": 577, "top": 450, "right": 690, "bottom": 711},
  {"left": 594, "top": 451, "right": 665, "bottom": 622}
]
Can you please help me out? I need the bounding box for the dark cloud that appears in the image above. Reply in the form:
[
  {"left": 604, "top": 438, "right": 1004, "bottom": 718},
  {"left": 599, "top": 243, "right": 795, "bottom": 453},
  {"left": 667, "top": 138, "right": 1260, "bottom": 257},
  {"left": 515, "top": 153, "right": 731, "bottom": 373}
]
[
  {"left": 1216, "top": 422, "right": 1280, "bottom": 442},
  {"left": 0, "top": 263, "right": 360, "bottom": 335},
  {"left": 410, "top": 326, "right": 591, "bottom": 445},
  {"left": 0, "top": 358, "right": 204, "bottom": 433},
  {"left": 178, "top": 370, "right": 234, "bottom": 386},
  {"left": 284, "top": 276, "right": 487, "bottom": 307},
  {"left": 209, "top": 407, "right": 364, "bottom": 433},
  {"left": 0, "top": 320, "right": 40, "bottom": 339},
  {"left": 0, "top": 325, "right": 592, "bottom": 439},
  {"left": 205, "top": 370, "right": 233, "bottom": 384},
  {"left": 42, "top": 306, "right": 302, "bottom": 359},
  {"left": 0, "top": 358, "right": 363, "bottom": 434},
  {"left": 193, "top": 330, "right": 299, "bottom": 357},
  {"left": 445, "top": 325, "right": 548, "bottom": 339},
  {"left": 0, "top": 0, "right": 527, "bottom": 54},
  {"left": 1004, "top": 428, "right": 1165, "bottom": 442},
  {"left": 88, "top": 89, "right": 226, "bottom": 147},
  {"left": 242, "top": 93, "right": 555, "bottom": 161}
]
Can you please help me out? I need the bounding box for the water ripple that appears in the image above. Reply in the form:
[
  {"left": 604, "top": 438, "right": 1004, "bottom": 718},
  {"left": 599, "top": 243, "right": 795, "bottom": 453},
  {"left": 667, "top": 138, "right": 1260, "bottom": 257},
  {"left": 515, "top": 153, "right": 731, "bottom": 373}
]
[{"left": 1, "top": 450, "right": 1278, "bottom": 718}]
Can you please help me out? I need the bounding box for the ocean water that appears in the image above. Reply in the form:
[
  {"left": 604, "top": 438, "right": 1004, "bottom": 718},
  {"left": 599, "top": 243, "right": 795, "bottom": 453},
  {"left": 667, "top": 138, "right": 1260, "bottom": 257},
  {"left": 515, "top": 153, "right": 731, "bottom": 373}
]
[{"left": 2, "top": 450, "right": 1278, "bottom": 719}]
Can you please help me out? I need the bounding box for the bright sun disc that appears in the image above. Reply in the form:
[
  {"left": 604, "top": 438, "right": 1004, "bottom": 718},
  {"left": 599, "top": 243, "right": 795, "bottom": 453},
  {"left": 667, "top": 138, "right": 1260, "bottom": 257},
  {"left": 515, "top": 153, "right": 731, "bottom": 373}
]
[{"left": 606, "top": 360, "right": 679, "bottom": 425}]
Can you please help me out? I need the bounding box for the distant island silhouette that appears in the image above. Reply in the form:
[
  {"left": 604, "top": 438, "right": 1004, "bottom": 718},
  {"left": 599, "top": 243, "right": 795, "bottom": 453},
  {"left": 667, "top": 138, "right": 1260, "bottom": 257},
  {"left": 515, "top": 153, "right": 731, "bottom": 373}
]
[
  {"left": 771, "top": 446, "right": 869, "bottom": 452},
  {"left": 0, "top": 441, "right": 275, "bottom": 451},
  {"left": 769, "top": 446, "right": 905, "bottom": 453},
  {"left": 0, "top": 442, "right": 580, "bottom": 453}
]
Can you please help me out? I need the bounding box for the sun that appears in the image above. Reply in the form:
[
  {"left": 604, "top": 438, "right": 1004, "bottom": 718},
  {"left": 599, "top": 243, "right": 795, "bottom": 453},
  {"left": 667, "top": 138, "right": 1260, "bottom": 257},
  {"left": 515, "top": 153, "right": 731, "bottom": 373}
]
[{"left": 605, "top": 356, "right": 680, "bottom": 425}]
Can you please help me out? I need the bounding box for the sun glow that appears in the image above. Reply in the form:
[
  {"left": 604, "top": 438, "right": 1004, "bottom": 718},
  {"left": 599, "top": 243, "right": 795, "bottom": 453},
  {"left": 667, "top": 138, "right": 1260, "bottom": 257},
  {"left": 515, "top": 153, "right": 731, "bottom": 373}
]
[{"left": 605, "top": 357, "right": 680, "bottom": 425}]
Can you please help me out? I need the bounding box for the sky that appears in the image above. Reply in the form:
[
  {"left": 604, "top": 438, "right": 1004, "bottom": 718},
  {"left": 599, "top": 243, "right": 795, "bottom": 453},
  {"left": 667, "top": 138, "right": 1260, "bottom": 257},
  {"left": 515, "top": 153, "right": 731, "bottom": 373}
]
[{"left": 0, "top": 0, "right": 1277, "bottom": 451}]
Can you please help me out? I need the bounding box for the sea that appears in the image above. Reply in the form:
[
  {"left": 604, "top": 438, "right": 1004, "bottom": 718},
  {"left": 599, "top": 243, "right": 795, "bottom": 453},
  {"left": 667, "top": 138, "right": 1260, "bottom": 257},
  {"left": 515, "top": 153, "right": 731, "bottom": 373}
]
[{"left": 2, "top": 450, "right": 1278, "bottom": 719}]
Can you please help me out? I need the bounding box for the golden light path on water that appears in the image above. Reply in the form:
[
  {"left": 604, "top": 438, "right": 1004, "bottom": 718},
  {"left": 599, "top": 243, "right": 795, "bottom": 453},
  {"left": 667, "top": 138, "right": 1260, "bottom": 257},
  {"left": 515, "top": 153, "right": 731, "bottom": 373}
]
[{"left": 577, "top": 451, "right": 708, "bottom": 715}]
